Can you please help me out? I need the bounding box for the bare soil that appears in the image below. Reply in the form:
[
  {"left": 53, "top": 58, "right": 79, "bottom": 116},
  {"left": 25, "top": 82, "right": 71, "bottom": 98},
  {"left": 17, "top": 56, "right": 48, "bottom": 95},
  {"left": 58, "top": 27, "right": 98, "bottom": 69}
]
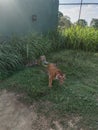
[{"left": 0, "top": 90, "right": 83, "bottom": 130}]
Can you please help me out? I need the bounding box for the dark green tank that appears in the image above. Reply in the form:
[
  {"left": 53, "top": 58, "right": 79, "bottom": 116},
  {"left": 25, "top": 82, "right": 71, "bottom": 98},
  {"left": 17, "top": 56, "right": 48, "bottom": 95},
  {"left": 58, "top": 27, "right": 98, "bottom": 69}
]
[{"left": 0, "top": 0, "right": 59, "bottom": 36}]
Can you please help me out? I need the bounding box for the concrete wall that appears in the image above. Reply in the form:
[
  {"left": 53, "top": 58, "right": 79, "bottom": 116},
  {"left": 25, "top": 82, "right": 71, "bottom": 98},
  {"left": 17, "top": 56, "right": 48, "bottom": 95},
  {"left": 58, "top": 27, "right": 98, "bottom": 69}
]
[{"left": 0, "top": 0, "right": 59, "bottom": 36}]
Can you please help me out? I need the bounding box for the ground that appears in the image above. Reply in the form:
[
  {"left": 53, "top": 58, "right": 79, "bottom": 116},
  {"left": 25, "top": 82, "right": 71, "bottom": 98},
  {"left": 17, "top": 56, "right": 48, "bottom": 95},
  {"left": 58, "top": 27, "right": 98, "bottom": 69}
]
[
  {"left": 0, "top": 50, "right": 98, "bottom": 130},
  {"left": 0, "top": 90, "right": 83, "bottom": 130}
]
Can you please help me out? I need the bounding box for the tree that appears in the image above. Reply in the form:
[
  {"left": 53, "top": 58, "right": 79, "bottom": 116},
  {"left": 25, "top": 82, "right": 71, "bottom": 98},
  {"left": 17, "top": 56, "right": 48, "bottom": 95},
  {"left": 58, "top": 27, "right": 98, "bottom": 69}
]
[
  {"left": 90, "top": 18, "right": 98, "bottom": 29},
  {"left": 58, "top": 11, "right": 63, "bottom": 19},
  {"left": 58, "top": 11, "right": 72, "bottom": 28},
  {"left": 75, "top": 19, "right": 88, "bottom": 27}
]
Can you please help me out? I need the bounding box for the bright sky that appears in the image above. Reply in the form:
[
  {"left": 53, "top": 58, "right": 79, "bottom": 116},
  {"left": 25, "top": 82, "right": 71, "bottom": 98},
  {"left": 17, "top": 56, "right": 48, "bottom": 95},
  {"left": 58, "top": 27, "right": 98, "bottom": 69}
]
[{"left": 59, "top": 0, "right": 98, "bottom": 25}]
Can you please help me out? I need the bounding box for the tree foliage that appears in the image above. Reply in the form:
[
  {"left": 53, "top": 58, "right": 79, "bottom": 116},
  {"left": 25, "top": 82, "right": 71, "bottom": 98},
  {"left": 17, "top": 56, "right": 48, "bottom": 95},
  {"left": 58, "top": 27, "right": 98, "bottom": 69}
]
[
  {"left": 90, "top": 18, "right": 98, "bottom": 29},
  {"left": 58, "top": 11, "right": 72, "bottom": 28},
  {"left": 75, "top": 19, "right": 88, "bottom": 27},
  {"left": 58, "top": 11, "right": 63, "bottom": 19}
]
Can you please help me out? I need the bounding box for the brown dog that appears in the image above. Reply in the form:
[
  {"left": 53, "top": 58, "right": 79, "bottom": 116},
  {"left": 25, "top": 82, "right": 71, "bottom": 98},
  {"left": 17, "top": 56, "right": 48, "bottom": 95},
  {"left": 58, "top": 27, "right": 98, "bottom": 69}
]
[{"left": 47, "top": 63, "right": 65, "bottom": 87}]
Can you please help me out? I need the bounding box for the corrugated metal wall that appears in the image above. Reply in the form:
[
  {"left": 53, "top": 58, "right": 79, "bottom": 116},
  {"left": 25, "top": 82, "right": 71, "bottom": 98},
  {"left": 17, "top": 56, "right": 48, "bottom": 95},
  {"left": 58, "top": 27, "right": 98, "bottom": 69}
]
[{"left": 0, "top": 0, "right": 59, "bottom": 36}]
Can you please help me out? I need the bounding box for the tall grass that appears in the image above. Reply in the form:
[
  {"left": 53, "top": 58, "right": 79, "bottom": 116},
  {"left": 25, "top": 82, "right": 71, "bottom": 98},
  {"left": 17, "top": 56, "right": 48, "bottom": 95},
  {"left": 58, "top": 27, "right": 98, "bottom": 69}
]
[
  {"left": 0, "top": 34, "right": 52, "bottom": 79},
  {"left": 0, "top": 43, "right": 22, "bottom": 79},
  {"left": 0, "top": 26, "right": 98, "bottom": 79},
  {"left": 63, "top": 26, "right": 98, "bottom": 51},
  {"left": 9, "top": 35, "right": 52, "bottom": 63}
]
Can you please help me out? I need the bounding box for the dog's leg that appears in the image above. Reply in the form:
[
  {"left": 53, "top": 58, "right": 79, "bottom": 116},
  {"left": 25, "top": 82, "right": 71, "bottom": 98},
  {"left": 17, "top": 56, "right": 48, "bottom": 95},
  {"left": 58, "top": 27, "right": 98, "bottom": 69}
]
[{"left": 49, "top": 75, "right": 53, "bottom": 87}]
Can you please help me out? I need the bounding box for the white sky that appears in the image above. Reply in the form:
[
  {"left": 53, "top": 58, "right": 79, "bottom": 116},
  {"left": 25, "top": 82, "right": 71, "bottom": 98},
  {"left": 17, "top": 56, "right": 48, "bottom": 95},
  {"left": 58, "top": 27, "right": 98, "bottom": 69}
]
[{"left": 59, "top": 0, "right": 98, "bottom": 25}]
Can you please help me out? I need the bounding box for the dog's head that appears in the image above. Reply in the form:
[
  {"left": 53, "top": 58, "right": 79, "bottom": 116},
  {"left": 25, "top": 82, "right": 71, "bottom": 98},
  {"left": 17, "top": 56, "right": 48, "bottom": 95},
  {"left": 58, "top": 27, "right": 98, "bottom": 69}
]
[{"left": 56, "top": 73, "right": 66, "bottom": 84}]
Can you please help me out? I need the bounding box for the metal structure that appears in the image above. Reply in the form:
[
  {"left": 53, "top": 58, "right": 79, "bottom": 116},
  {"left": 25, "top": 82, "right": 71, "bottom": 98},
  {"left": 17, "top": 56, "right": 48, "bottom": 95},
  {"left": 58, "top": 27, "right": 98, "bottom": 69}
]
[
  {"left": 0, "top": 0, "right": 59, "bottom": 36},
  {"left": 59, "top": 3, "right": 98, "bottom": 5},
  {"left": 59, "top": 1, "right": 98, "bottom": 21}
]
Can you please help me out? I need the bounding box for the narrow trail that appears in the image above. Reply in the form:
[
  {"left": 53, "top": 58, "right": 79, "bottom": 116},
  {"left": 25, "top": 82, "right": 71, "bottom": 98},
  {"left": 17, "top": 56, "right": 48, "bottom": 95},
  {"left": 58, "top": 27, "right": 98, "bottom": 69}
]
[
  {"left": 0, "top": 90, "right": 50, "bottom": 130},
  {"left": 0, "top": 90, "right": 83, "bottom": 130}
]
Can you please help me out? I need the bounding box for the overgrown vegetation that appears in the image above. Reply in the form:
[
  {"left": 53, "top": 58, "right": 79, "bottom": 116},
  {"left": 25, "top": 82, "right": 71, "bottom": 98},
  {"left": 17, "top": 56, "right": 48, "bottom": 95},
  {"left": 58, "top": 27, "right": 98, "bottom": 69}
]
[
  {"left": 0, "top": 32, "right": 66, "bottom": 79},
  {"left": 0, "top": 50, "right": 98, "bottom": 129},
  {"left": 0, "top": 26, "right": 98, "bottom": 129},
  {"left": 0, "top": 26, "right": 98, "bottom": 79},
  {"left": 62, "top": 26, "right": 98, "bottom": 51},
  {"left": 0, "top": 42, "right": 22, "bottom": 79},
  {"left": 0, "top": 35, "right": 51, "bottom": 79}
]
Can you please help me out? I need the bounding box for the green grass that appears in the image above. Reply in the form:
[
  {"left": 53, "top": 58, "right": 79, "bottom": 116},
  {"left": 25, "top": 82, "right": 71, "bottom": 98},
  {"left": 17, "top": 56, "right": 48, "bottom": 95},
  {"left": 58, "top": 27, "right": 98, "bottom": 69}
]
[
  {"left": 62, "top": 26, "right": 98, "bottom": 51},
  {"left": 0, "top": 27, "right": 98, "bottom": 79},
  {"left": 0, "top": 42, "right": 23, "bottom": 79},
  {"left": 0, "top": 33, "right": 63, "bottom": 79},
  {"left": 0, "top": 49, "right": 98, "bottom": 129}
]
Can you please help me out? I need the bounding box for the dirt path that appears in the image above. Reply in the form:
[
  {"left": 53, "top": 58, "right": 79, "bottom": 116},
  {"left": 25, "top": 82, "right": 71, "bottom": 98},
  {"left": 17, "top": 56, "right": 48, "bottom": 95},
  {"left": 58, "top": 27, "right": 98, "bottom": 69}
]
[{"left": 0, "top": 90, "right": 83, "bottom": 130}]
